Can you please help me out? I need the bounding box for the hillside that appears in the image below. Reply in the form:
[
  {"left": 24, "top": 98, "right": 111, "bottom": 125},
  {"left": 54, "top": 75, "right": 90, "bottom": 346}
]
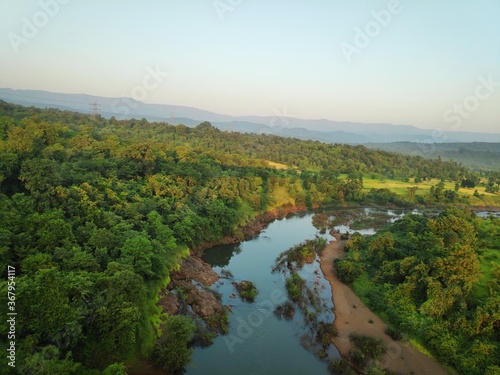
[
  {"left": 367, "top": 142, "right": 500, "bottom": 171},
  {"left": 2, "top": 88, "right": 500, "bottom": 144}
]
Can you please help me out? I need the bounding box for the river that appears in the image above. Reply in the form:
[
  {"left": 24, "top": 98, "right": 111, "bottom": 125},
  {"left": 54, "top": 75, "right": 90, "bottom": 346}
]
[{"left": 185, "top": 207, "right": 496, "bottom": 375}]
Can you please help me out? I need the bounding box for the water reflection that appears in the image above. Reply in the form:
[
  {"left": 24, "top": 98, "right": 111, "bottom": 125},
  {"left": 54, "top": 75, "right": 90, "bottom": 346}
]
[{"left": 202, "top": 244, "right": 243, "bottom": 268}]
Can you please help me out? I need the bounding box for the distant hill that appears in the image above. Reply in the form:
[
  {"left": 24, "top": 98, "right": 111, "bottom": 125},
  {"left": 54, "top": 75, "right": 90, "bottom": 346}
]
[
  {"left": 366, "top": 142, "right": 500, "bottom": 171},
  {"left": 1, "top": 87, "right": 500, "bottom": 144}
]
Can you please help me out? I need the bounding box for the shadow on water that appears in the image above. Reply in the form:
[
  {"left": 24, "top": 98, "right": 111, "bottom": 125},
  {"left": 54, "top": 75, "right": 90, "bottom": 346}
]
[{"left": 202, "top": 244, "right": 243, "bottom": 268}]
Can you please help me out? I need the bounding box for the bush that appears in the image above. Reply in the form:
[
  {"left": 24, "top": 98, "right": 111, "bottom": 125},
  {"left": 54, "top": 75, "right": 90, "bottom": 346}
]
[
  {"left": 385, "top": 326, "right": 403, "bottom": 341},
  {"left": 274, "top": 237, "right": 327, "bottom": 271},
  {"left": 236, "top": 280, "right": 259, "bottom": 302},
  {"left": 316, "top": 322, "right": 338, "bottom": 347},
  {"left": 328, "top": 359, "right": 357, "bottom": 375},
  {"left": 334, "top": 259, "right": 363, "bottom": 284},
  {"left": 285, "top": 273, "right": 305, "bottom": 303},
  {"left": 205, "top": 308, "right": 230, "bottom": 334},
  {"left": 349, "top": 334, "right": 386, "bottom": 360},
  {"left": 365, "top": 363, "right": 389, "bottom": 375},
  {"left": 349, "top": 349, "right": 366, "bottom": 367}
]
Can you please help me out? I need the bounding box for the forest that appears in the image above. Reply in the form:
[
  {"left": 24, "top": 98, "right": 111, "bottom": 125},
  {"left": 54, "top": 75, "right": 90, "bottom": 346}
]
[
  {"left": 335, "top": 208, "right": 500, "bottom": 374},
  {"left": 367, "top": 141, "right": 500, "bottom": 171},
  {"left": 0, "top": 100, "right": 498, "bottom": 373}
]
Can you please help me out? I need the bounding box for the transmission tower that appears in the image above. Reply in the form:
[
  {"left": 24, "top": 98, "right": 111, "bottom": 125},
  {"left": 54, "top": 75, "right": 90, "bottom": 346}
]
[{"left": 89, "top": 100, "right": 101, "bottom": 121}]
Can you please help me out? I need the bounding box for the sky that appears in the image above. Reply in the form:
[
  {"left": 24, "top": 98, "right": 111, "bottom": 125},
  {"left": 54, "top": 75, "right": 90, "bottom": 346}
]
[{"left": 0, "top": 0, "right": 499, "bottom": 133}]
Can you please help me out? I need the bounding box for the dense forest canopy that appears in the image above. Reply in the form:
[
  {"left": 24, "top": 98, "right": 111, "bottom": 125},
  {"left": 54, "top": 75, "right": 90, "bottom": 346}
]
[{"left": 0, "top": 101, "right": 498, "bottom": 373}]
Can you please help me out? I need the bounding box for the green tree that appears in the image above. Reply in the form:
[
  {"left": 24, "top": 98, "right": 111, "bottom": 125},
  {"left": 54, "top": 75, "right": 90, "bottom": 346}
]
[
  {"left": 19, "top": 346, "right": 81, "bottom": 375},
  {"left": 152, "top": 315, "right": 195, "bottom": 373},
  {"left": 120, "top": 234, "right": 154, "bottom": 279}
]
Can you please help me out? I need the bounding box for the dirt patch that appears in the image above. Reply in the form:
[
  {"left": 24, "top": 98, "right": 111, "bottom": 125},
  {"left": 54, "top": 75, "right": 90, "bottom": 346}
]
[{"left": 320, "top": 240, "right": 450, "bottom": 375}]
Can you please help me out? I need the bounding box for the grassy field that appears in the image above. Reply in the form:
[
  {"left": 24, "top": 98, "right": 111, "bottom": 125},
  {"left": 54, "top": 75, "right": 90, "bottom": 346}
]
[
  {"left": 358, "top": 175, "right": 500, "bottom": 207},
  {"left": 265, "top": 160, "right": 290, "bottom": 170},
  {"left": 264, "top": 168, "right": 500, "bottom": 207}
]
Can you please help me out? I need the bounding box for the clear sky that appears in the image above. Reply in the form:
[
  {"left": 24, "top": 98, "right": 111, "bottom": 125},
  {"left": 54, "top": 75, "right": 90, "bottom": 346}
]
[{"left": 1, "top": 0, "right": 499, "bottom": 132}]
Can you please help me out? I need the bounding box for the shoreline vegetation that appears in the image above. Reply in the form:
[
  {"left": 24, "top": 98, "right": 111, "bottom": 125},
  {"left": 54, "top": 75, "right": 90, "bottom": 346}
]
[
  {"left": 193, "top": 202, "right": 499, "bottom": 256},
  {"left": 320, "top": 236, "right": 450, "bottom": 375}
]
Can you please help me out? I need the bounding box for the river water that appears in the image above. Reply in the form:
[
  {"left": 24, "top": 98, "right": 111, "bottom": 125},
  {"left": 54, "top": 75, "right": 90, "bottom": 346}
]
[
  {"left": 185, "top": 207, "right": 495, "bottom": 375},
  {"left": 186, "top": 211, "right": 334, "bottom": 375}
]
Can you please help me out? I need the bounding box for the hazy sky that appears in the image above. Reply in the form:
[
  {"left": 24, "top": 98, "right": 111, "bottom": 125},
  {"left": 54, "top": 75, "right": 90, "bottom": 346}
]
[{"left": 1, "top": 0, "right": 499, "bottom": 132}]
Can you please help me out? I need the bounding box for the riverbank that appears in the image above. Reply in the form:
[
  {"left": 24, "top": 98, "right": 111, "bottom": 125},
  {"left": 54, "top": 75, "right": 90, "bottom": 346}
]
[
  {"left": 192, "top": 203, "right": 307, "bottom": 254},
  {"left": 194, "top": 204, "right": 498, "bottom": 255},
  {"left": 319, "top": 239, "right": 450, "bottom": 375}
]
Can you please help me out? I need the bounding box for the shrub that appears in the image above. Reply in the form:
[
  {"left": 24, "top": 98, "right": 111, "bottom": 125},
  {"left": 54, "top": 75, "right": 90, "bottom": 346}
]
[
  {"left": 236, "top": 280, "right": 259, "bottom": 302},
  {"left": 349, "top": 334, "right": 386, "bottom": 360},
  {"left": 328, "top": 359, "right": 357, "bottom": 375},
  {"left": 316, "top": 322, "right": 338, "bottom": 347},
  {"left": 285, "top": 273, "right": 305, "bottom": 303},
  {"left": 385, "top": 326, "right": 403, "bottom": 341},
  {"left": 334, "top": 259, "right": 363, "bottom": 284}
]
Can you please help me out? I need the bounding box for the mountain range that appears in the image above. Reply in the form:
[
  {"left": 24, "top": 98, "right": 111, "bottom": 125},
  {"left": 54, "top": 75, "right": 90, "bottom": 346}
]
[{"left": 1, "top": 87, "right": 499, "bottom": 144}]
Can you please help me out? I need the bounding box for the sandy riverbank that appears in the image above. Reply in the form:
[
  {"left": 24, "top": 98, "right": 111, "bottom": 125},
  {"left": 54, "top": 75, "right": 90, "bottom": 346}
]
[{"left": 320, "top": 239, "right": 450, "bottom": 375}]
